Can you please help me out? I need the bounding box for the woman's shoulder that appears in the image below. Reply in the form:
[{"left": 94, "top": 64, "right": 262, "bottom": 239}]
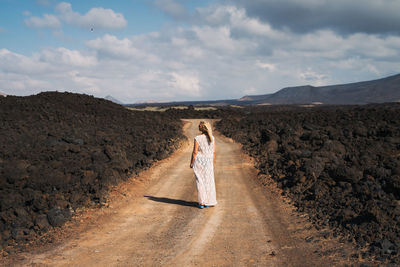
[{"left": 195, "top": 134, "right": 210, "bottom": 141}]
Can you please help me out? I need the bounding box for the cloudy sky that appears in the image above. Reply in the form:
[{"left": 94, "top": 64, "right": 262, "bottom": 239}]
[{"left": 0, "top": 0, "right": 399, "bottom": 103}]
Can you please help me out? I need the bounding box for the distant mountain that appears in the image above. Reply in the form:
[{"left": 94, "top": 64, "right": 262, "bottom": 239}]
[
  {"left": 135, "top": 100, "right": 171, "bottom": 104},
  {"left": 244, "top": 73, "right": 400, "bottom": 105},
  {"left": 126, "top": 73, "right": 400, "bottom": 106},
  {"left": 104, "top": 95, "right": 123, "bottom": 105},
  {"left": 126, "top": 99, "right": 243, "bottom": 107}
]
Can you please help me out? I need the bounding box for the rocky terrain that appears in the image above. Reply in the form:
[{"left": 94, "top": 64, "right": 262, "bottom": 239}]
[
  {"left": 216, "top": 104, "right": 400, "bottom": 264},
  {"left": 2, "top": 90, "right": 399, "bottom": 265},
  {"left": 0, "top": 92, "right": 184, "bottom": 252}
]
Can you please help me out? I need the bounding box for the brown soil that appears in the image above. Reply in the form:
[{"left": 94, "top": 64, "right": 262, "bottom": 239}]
[{"left": 1, "top": 119, "right": 369, "bottom": 266}]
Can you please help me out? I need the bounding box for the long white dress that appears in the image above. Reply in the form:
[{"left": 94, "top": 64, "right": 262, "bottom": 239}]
[{"left": 193, "top": 134, "right": 217, "bottom": 206}]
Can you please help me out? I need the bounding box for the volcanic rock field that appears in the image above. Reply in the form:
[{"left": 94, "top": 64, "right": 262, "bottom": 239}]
[
  {"left": 0, "top": 92, "right": 184, "bottom": 252},
  {"left": 1, "top": 92, "right": 399, "bottom": 264},
  {"left": 216, "top": 104, "right": 400, "bottom": 263}
]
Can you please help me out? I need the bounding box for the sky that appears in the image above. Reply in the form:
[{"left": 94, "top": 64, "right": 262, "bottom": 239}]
[{"left": 0, "top": 0, "right": 399, "bottom": 103}]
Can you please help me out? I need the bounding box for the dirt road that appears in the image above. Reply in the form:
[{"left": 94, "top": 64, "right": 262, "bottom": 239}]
[{"left": 10, "top": 119, "right": 354, "bottom": 266}]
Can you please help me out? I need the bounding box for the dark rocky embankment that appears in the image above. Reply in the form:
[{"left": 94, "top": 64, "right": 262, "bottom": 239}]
[
  {"left": 216, "top": 104, "right": 400, "bottom": 264},
  {"left": 0, "top": 92, "right": 184, "bottom": 251}
]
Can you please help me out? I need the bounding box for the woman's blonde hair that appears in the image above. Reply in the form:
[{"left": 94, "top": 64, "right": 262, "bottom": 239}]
[{"left": 199, "top": 121, "right": 213, "bottom": 143}]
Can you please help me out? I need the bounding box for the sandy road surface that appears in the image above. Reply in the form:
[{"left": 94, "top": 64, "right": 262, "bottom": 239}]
[{"left": 7, "top": 119, "right": 354, "bottom": 266}]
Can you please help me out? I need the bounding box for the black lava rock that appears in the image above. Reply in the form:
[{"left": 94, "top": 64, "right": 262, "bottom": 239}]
[
  {"left": 216, "top": 103, "right": 400, "bottom": 264},
  {"left": 0, "top": 92, "right": 185, "bottom": 247}
]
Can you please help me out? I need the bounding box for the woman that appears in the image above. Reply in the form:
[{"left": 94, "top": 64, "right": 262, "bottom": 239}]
[{"left": 190, "top": 121, "right": 217, "bottom": 209}]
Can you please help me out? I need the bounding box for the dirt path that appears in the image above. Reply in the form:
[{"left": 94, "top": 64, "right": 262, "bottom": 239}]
[{"left": 8, "top": 119, "right": 355, "bottom": 266}]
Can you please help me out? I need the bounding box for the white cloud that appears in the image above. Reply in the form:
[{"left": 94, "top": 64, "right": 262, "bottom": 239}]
[
  {"left": 298, "top": 68, "right": 328, "bottom": 84},
  {"left": 86, "top": 34, "right": 160, "bottom": 63},
  {"left": 86, "top": 34, "right": 140, "bottom": 59},
  {"left": 39, "top": 47, "right": 97, "bottom": 67},
  {"left": 196, "top": 5, "right": 287, "bottom": 40},
  {"left": 168, "top": 72, "right": 201, "bottom": 96},
  {"left": 256, "top": 61, "right": 276, "bottom": 71},
  {"left": 56, "top": 2, "right": 127, "bottom": 29},
  {"left": 243, "top": 87, "right": 257, "bottom": 95},
  {"left": 223, "top": 6, "right": 283, "bottom": 39},
  {"left": 0, "top": 72, "right": 52, "bottom": 95},
  {"left": 0, "top": 48, "right": 97, "bottom": 95},
  {"left": 2, "top": 3, "right": 400, "bottom": 102},
  {"left": 67, "top": 71, "right": 100, "bottom": 94},
  {"left": 0, "top": 49, "right": 49, "bottom": 74},
  {"left": 154, "top": 0, "right": 188, "bottom": 19},
  {"left": 23, "top": 2, "right": 126, "bottom": 30},
  {"left": 24, "top": 14, "right": 61, "bottom": 28},
  {"left": 193, "top": 26, "right": 236, "bottom": 52},
  {"left": 181, "top": 46, "right": 204, "bottom": 59},
  {"left": 347, "top": 34, "right": 400, "bottom": 59}
]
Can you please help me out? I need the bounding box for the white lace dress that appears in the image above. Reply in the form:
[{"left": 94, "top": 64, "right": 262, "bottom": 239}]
[{"left": 193, "top": 134, "right": 217, "bottom": 206}]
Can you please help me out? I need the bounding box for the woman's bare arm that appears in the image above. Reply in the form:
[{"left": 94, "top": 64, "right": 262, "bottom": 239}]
[
  {"left": 213, "top": 139, "right": 216, "bottom": 163},
  {"left": 190, "top": 140, "right": 199, "bottom": 168}
]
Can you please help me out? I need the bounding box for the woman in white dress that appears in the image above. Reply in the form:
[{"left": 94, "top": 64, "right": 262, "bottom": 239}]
[{"left": 190, "top": 121, "right": 217, "bottom": 209}]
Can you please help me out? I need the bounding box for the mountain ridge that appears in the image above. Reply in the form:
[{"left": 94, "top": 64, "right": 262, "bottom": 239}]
[
  {"left": 125, "top": 73, "right": 400, "bottom": 106},
  {"left": 245, "top": 73, "right": 400, "bottom": 105}
]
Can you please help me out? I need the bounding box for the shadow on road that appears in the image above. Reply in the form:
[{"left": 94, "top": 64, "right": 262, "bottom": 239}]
[{"left": 144, "top": 196, "right": 198, "bottom": 207}]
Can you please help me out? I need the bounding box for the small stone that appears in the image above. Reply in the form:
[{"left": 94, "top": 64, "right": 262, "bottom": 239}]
[
  {"left": 269, "top": 251, "right": 276, "bottom": 256},
  {"left": 35, "top": 214, "right": 50, "bottom": 230},
  {"left": 47, "top": 208, "right": 71, "bottom": 227}
]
